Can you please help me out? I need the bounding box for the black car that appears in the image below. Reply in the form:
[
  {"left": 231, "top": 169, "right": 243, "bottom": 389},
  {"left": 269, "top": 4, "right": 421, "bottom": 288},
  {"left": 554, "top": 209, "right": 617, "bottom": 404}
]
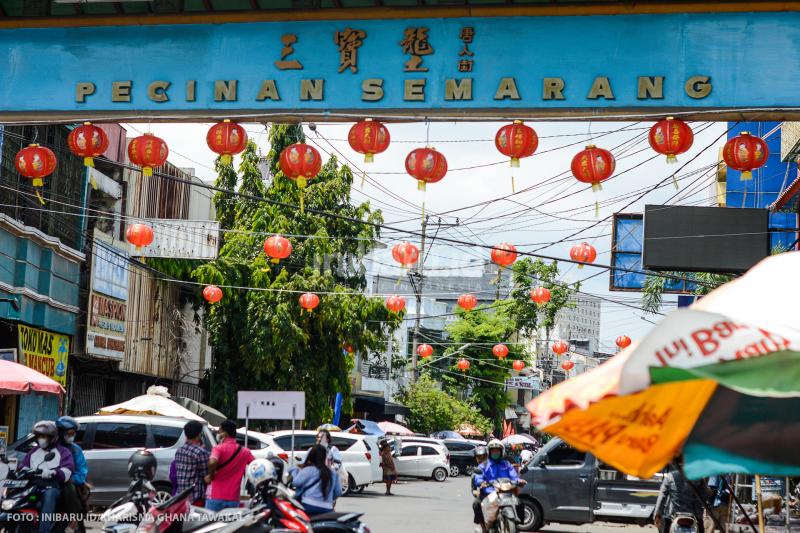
[{"left": 442, "top": 439, "right": 479, "bottom": 477}]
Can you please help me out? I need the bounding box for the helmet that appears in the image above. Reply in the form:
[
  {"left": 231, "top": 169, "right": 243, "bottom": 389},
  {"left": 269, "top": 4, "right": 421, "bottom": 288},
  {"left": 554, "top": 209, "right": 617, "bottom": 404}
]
[
  {"left": 487, "top": 439, "right": 505, "bottom": 455},
  {"left": 127, "top": 450, "right": 157, "bottom": 480},
  {"left": 32, "top": 420, "right": 58, "bottom": 438},
  {"left": 56, "top": 416, "right": 80, "bottom": 433},
  {"left": 264, "top": 451, "right": 286, "bottom": 483},
  {"left": 474, "top": 446, "right": 488, "bottom": 459},
  {"left": 246, "top": 459, "right": 277, "bottom": 489},
  {"left": 520, "top": 449, "right": 534, "bottom": 464}
]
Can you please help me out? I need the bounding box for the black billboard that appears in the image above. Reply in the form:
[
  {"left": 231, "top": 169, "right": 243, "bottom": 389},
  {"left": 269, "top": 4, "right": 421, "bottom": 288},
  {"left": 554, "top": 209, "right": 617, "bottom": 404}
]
[{"left": 643, "top": 205, "right": 770, "bottom": 274}]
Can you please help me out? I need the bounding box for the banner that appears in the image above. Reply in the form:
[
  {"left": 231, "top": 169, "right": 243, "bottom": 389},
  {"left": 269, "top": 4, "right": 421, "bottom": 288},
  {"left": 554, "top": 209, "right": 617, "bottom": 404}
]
[{"left": 17, "top": 325, "right": 70, "bottom": 387}]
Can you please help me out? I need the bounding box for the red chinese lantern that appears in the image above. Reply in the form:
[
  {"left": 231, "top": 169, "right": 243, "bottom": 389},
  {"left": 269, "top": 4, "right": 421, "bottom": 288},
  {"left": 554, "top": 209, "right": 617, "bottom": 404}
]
[
  {"left": 616, "top": 335, "right": 632, "bottom": 349},
  {"left": 128, "top": 133, "right": 169, "bottom": 177},
  {"left": 552, "top": 341, "right": 569, "bottom": 355},
  {"left": 457, "top": 294, "right": 478, "bottom": 312},
  {"left": 417, "top": 344, "right": 433, "bottom": 359},
  {"left": 126, "top": 223, "right": 154, "bottom": 251},
  {"left": 530, "top": 287, "right": 551, "bottom": 306},
  {"left": 15, "top": 144, "right": 57, "bottom": 204},
  {"left": 391, "top": 241, "right": 420, "bottom": 268},
  {"left": 491, "top": 242, "right": 518, "bottom": 268},
  {"left": 299, "top": 292, "right": 320, "bottom": 314},
  {"left": 207, "top": 119, "right": 248, "bottom": 166},
  {"left": 571, "top": 145, "right": 615, "bottom": 191},
  {"left": 723, "top": 132, "right": 769, "bottom": 181},
  {"left": 561, "top": 360, "right": 575, "bottom": 371},
  {"left": 492, "top": 344, "right": 509, "bottom": 359},
  {"left": 495, "top": 120, "right": 538, "bottom": 167},
  {"left": 264, "top": 235, "right": 293, "bottom": 263},
  {"left": 203, "top": 285, "right": 223, "bottom": 304},
  {"left": 457, "top": 358, "right": 470, "bottom": 372},
  {"left": 386, "top": 294, "right": 406, "bottom": 313},
  {"left": 348, "top": 118, "right": 391, "bottom": 163},
  {"left": 67, "top": 122, "right": 109, "bottom": 168},
  {"left": 648, "top": 117, "right": 694, "bottom": 164},
  {"left": 512, "top": 360, "right": 525, "bottom": 372},
  {"left": 343, "top": 343, "right": 355, "bottom": 354},
  {"left": 569, "top": 242, "right": 597, "bottom": 269},
  {"left": 279, "top": 143, "right": 322, "bottom": 212},
  {"left": 405, "top": 147, "right": 448, "bottom": 191}
]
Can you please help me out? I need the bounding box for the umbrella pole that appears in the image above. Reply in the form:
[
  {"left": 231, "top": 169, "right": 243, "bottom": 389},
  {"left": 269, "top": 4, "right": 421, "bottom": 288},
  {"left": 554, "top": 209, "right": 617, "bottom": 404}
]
[
  {"left": 723, "top": 476, "right": 759, "bottom": 533},
  {"left": 755, "top": 475, "right": 765, "bottom": 533}
]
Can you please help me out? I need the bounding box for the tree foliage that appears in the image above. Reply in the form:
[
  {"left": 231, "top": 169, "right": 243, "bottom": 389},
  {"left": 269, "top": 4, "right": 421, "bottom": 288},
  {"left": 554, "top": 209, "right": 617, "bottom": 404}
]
[
  {"left": 192, "top": 125, "right": 399, "bottom": 425},
  {"left": 399, "top": 375, "right": 491, "bottom": 435}
]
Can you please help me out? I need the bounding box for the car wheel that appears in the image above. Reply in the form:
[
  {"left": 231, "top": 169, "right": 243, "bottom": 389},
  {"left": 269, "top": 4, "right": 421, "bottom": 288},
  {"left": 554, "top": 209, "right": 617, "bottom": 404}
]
[
  {"left": 150, "top": 482, "right": 173, "bottom": 507},
  {"left": 449, "top": 464, "right": 460, "bottom": 477},
  {"left": 518, "top": 499, "right": 544, "bottom": 532},
  {"left": 432, "top": 467, "right": 447, "bottom": 482},
  {"left": 351, "top": 484, "right": 365, "bottom": 494}
]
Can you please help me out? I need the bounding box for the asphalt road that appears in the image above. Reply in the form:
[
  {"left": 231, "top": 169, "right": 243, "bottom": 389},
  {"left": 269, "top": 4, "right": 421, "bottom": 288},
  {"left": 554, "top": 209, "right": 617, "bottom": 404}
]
[{"left": 336, "top": 477, "right": 658, "bottom": 533}]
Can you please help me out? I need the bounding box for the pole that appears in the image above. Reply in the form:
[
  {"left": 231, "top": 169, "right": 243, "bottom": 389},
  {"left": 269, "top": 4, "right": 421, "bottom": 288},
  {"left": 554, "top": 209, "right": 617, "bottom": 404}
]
[
  {"left": 755, "top": 475, "right": 765, "bottom": 533},
  {"left": 410, "top": 215, "right": 428, "bottom": 383},
  {"left": 290, "top": 404, "right": 297, "bottom": 467},
  {"left": 244, "top": 404, "right": 249, "bottom": 450},
  {"left": 786, "top": 477, "right": 791, "bottom": 533}
]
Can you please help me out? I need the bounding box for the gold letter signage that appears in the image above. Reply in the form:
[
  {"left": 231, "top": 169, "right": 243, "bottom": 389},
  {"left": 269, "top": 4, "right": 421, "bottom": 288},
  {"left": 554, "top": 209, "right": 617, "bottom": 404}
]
[
  {"left": 334, "top": 28, "right": 367, "bottom": 74},
  {"left": 400, "top": 28, "right": 434, "bottom": 72}
]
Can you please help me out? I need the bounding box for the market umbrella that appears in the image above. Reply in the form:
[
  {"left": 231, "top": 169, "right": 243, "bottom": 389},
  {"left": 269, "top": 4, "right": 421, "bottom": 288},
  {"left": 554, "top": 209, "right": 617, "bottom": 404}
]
[
  {"left": 456, "top": 423, "right": 483, "bottom": 437},
  {"left": 0, "top": 360, "right": 65, "bottom": 395},
  {"left": 431, "top": 430, "right": 465, "bottom": 440},
  {"left": 378, "top": 421, "right": 414, "bottom": 435},
  {"left": 171, "top": 395, "right": 226, "bottom": 426},
  {"left": 99, "top": 385, "right": 205, "bottom": 422},
  {"left": 528, "top": 251, "right": 800, "bottom": 480},
  {"left": 501, "top": 434, "right": 538, "bottom": 447},
  {"left": 317, "top": 423, "right": 342, "bottom": 432},
  {"left": 347, "top": 419, "right": 385, "bottom": 436}
]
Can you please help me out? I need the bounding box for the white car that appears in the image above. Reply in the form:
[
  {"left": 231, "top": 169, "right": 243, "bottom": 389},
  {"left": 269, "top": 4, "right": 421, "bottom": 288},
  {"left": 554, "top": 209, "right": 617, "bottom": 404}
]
[
  {"left": 394, "top": 442, "right": 450, "bottom": 482},
  {"left": 237, "top": 429, "right": 380, "bottom": 494}
]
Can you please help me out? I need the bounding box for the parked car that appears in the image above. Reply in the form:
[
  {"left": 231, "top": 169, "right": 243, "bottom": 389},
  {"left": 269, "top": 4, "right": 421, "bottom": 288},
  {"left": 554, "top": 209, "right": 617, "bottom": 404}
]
[
  {"left": 3, "top": 414, "right": 216, "bottom": 506},
  {"left": 517, "top": 437, "right": 661, "bottom": 531},
  {"left": 441, "top": 439, "right": 479, "bottom": 477},
  {"left": 394, "top": 442, "right": 449, "bottom": 482},
  {"left": 237, "top": 430, "right": 380, "bottom": 494},
  {"left": 396, "top": 436, "right": 445, "bottom": 447}
]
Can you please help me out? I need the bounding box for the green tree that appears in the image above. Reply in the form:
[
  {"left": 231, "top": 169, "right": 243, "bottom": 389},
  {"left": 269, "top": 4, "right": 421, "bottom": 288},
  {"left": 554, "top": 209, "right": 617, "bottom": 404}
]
[
  {"left": 193, "top": 125, "right": 399, "bottom": 425},
  {"left": 399, "top": 375, "right": 491, "bottom": 435}
]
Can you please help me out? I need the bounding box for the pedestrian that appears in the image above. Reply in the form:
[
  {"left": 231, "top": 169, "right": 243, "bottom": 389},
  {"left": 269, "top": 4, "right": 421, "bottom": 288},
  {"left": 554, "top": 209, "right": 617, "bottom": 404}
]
[
  {"left": 174, "top": 420, "right": 210, "bottom": 507},
  {"left": 56, "top": 416, "right": 88, "bottom": 533},
  {"left": 204, "top": 419, "right": 254, "bottom": 512},
  {"left": 654, "top": 459, "right": 706, "bottom": 533},
  {"left": 18, "top": 421, "right": 74, "bottom": 533},
  {"left": 317, "top": 429, "right": 347, "bottom": 493},
  {"left": 291, "top": 444, "right": 342, "bottom": 515},
  {"left": 378, "top": 439, "right": 397, "bottom": 495}
]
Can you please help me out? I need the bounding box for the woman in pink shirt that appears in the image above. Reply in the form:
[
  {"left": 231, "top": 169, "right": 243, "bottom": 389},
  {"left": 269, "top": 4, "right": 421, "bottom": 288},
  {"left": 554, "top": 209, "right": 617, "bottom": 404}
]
[{"left": 204, "top": 420, "right": 254, "bottom": 512}]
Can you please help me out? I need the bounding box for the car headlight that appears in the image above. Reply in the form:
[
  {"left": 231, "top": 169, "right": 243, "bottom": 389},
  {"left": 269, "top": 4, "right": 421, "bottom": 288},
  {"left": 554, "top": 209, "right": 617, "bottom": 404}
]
[{"left": 1, "top": 498, "right": 19, "bottom": 511}]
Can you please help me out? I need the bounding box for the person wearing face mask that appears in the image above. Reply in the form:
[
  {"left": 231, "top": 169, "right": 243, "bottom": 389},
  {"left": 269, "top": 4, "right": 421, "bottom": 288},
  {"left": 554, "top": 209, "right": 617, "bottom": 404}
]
[
  {"left": 56, "top": 416, "right": 88, "bottom": 532},
  {"left": 474, "top": 439, "right": 518, "bottom": 532},
  {"left": 18, "top": 420, "right": 75, "bottom": 533},
  {"left": 204, "top": 420, "right": 254, "bottom": 513}
]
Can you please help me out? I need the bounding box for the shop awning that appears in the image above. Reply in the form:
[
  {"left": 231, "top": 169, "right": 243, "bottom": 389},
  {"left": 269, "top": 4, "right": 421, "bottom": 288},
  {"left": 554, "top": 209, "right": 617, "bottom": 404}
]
[{"left": 0, "top": 360, "right": 64, "bottom": 396}]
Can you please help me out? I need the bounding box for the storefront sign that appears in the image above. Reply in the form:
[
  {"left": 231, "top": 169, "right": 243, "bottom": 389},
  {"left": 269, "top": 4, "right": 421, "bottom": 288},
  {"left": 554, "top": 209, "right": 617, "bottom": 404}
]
[
  {"left": 17, "top": 325, "right": 69, "bottom": 387},
  {"left": 92, "top": 240, "right": 129, "bottom": 301},
  {"left": 1, "top": 12, "right": 799, "bottom": 117},
  {"left": 505, "top": 376, "right": 541, "bottom": 391},
  {"left": 86, "top": 292, "right": 126, "bottom": 360}
]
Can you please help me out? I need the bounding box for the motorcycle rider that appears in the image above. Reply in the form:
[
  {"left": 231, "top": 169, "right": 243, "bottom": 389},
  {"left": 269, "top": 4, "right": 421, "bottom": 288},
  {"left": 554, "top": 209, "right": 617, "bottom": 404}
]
[
  {"left": 471, "top": 446, "right": 488, "bottom": 533},
  {"left": 56, "top": 416, "right": 88, "bottom": 532},
  {"left": 18, "top": 420, "right": 75, "bottom": 533},
  {"left": 474, "top": 439, "right": 519, "bottom": 532}
]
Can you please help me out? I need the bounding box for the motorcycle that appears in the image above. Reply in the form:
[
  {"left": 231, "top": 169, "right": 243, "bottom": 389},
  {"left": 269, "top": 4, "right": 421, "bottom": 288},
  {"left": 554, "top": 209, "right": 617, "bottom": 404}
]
[
  {"left": 100, "top": 476, "right": 160, "bottom": 532},
  {"left": 484, "top": 478, "right": 526, "bottom": 533},
  {"left": 103, "top": 486, "right": 194, "bottom": 533},
  {"left": 0, "top": 451, "right": 80, "bottom": 533},
  {"left": 669, "top": 512, "right": 699, "bottom": 533}
]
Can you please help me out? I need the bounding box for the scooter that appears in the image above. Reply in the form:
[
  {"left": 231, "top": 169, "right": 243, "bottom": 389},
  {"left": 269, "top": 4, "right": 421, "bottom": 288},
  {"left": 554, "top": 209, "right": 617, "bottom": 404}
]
[
  {"left": 485, "top": 478, "right": 526, "bottom": 533},
  {"left": 669, "top": 512, "right": 699, "bottom": 533},
  {"left": 100, "top": 476, "right": 159, "bottom": 532}
]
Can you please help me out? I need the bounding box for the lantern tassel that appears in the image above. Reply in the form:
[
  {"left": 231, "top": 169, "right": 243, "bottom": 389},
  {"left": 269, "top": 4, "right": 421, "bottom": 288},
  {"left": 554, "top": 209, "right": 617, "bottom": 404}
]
[
  {"left": 365, "top": 153, "right": 374, "bottom": 163},
  {"left": 511, "top": 175, "right": 516, "bottom": 193},
  {"left": 672, "top": 174, "right": 680, "bottom": 190},
  {"left": 666, "top": 154, "right": 678, "bottom": 164},
  {"left": 143, "top": 166, "right": 153, "bottom": 177},
  {"left": 741, "top": 170, "right": 753, "bottom": 181},
  {"left": 221, "top": 154, "right": 233, "bottom": 166},
  {"left": 360, "top": 171, "right": 366, "bottom": 189},
  {"left": 35, "top": 190, "right": 45, "bottom": 205},
  {"left": 595, "top": 200, "right": 599, "bottom": 218},
  {"left": 33, "top": 178, "right": 43, "bottom": 187},
  {"left": 591, "top": 183, "right": 602, "bottom": 192},
  {"left": 418, "top": 180, "right": 426, "bottom": 191},
  {"left": 299, "top": 191, "right": 305, "bottom": 213},
  {"left": 84, "top": 156, "right": 95, "bottom": 168},
  {"left": 511, "top": 157, "right": 520, "bottom": 168},
  {"left": 271, "top": 258, "right": 280, "bottom": 264},
  {"left": 577, "top": 263, "right": 585, "bottom": 270}
]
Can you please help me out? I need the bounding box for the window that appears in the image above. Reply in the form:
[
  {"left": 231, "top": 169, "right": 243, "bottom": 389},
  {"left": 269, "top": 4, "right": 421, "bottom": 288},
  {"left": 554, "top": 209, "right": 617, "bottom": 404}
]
[
  {"left": 546, "top": 443, "right": 585, "bottom": 467},
  {"left": 151, "top": 425, "right": 183, "bottom": 448},
  {"left": 74, "top": 428, "right": 87, "bottom": 448},
  {"left": 420, "top": 446, "right": 439, "bottom": 456},
  {"left": 445, "top": 442, "right": 473, "bottom": 452},
  {"left": 400, "top": 445, "right": 419, "bottom": 457},
  {"left": 274, "top": 435, "right": 316, "bottom": 451},
  {"left": 92, "top": 423, "right": 147, "bottom": 449},
  {"left": 330, "top": 436, "right": 356, "bottom": 451}
]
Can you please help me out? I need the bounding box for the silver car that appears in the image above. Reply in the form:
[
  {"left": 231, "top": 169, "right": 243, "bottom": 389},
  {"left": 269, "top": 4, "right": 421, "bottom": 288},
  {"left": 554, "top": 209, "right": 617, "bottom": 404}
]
[{"left": 5, "top": 414, "right": 216, "bottom": 506}]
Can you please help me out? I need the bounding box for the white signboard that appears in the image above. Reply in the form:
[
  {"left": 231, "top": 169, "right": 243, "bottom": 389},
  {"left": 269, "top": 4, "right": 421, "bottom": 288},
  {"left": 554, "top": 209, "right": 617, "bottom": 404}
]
[
  {"left": 132, "top": 219, "right": 219, "bottom": 260},
  {"left": 237, "top": 391, "right": 306, "bottom": 420},
  {"left": 505, "top": 376, "right": 541, "bottom": 391},
  {"left": 93, "top": 240, "right": 129, "bottom": 301}
]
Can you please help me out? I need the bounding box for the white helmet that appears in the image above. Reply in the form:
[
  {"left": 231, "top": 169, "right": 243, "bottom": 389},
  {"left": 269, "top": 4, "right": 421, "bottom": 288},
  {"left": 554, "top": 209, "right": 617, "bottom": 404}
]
[
  {"left": 245, "top": 459, "right": 277, "bottom": 489},
  {"left": 520, "top": 449, "right": 534, "bottom": 465},
  {"left": 487, "top": 439, "right": 505, "bottom": 455}
]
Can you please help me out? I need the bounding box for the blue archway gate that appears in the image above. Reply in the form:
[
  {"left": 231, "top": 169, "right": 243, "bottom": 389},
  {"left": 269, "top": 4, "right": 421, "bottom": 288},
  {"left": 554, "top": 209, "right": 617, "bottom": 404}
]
[{"left": 1, "top": 3, "right": 799, "bottom": 122}]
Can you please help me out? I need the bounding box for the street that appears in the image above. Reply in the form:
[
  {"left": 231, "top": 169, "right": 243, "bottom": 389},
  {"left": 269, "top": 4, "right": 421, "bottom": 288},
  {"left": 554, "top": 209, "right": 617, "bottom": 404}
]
[{"left": 336, "top": 478, "right": 656, "bottom": 533}]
